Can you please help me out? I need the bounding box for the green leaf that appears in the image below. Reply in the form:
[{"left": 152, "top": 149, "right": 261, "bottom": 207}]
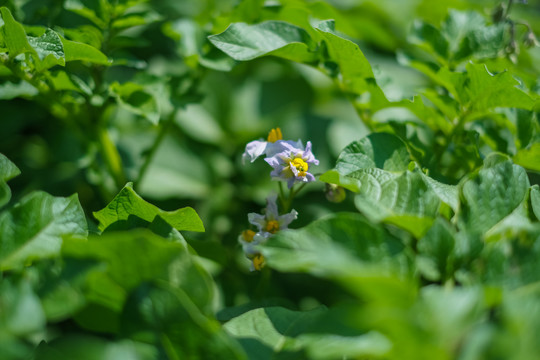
[
  {"left": 530, "top": 185, "right": 540, "bottom": 222},
  {"left": 27, "top": 28, "right": 65, "bottom": 71},
  {"left": 121, "top": 282, "right": 245, "bottom": 359},
  {"left": 458, "top": 156, "right": 530, "bottom": 235},
  {"left": 0, "top": 7, "right": 34, "bottom": 58},
  {"left": 0, "top": 277, "right": 46, "bottom": 336},
  {"left": 110, "top": 82, "right": 160, "bottom": 124},
  {"left": 223, "top": 306, "right": 325, "bottom": 356},
  {"left": 0, "top": 153, "right": 20, "bottom": 208},
  {"left": 408, "top": 20, "right": 448, "bottom": 61},
  {"left": 64, "top": 0, "right": 106, "bottom": 29},
  {"left": 335, "top": 133, "right": 410, "bottom": 174},
  {"left": 514, "top": 143, "right": 540, "bottom": 172},
  {"left": 416, "top": 218, "right": 456, "bottom": 281},
  {"left": 61, "top": 37, "right": 109, "bottom": 65},
  {"left": 63, "top": 230, "right": 215, "bottom": 332},
  {"left": 0, "top": 80, "right": 38, "bottom": 99},
  {"left": 464, "top": 63, "right": 535, "bottom": 111},
  {"left": 0, "top": 191, "right": 87, "bottom": 270},
  {"left": 353, "top": 169, "right": 441, "bottom": 238},
  {"left": 93, "top": 183, "right": 204, "bottom": 233},
  {"left": 208, "top": 21, "right": 317, "bottom": 62},
  {"left": 34, "top": 335, "right": 157, "bottom": 360},
  {"left": 314, "top": 21, "right": 388, "bottom": 109}
]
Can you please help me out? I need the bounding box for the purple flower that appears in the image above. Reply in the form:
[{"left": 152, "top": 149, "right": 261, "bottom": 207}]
[
  {"left": 264, "top": 141, "right": 319, "bottom": 188},
  {"left": 242, "top": 127, "right": 303, "bottom": 164},
  {"left": 248, "top": 193, "right": 298, "bottom": 234}
]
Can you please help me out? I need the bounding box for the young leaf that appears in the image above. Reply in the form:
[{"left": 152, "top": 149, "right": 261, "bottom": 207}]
[
  {"left": 93, "top": 182, "right": 204, "bottom": 233},
  {"left": 60, "top": 37, "right": 109, "bottom": 65},
  {"left": 0, "top": 191, "right": 87, "bottom": 270},
  {"left": 0, "top": 7, "right": 35, "bottom": 59},
  {"left": 513, "top": 143, "right": 540, "bottom": 172},
  {"left": 109, "top": 82, "right": 160, "bottom": 124},
  {"left": 27, "top": 28, "right": 65, "bottom": 71},
  {"left": 208, "top": 21, "right": 317, "bottom": 62},
  {"left": 0, "top": 153, "right": 20, "bottom": 208}
]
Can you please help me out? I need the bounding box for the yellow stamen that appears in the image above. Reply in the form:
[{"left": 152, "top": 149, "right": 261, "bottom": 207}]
[
  {"left": 290, "top": 158, "right": 308, "bottom": 176},
  {"left": 253, "top": 254, "right": 265, "bottom": 270},
  {"left": 267, "top": 128, "right": 283, "bottom": 143},
  {"left": 265, "top": 220, "right": 280, "bottom": 234},
  {"left": 242, "top": 230, "right": 256, "bottom": 243}
]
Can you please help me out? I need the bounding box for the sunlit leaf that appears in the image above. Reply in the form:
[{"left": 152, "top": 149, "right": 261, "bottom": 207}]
[{"left": 93, "top": 183, "right": 204, "bottom": 233}]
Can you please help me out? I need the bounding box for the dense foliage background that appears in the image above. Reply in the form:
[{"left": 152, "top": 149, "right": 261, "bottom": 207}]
[{"left": 1, "top": 0, "right": 540, "bottom": 359}]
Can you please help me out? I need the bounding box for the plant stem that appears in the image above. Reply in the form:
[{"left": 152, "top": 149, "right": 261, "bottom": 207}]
[
  {"left": 135, "top": 111, "right": 176, "bottom": 188},
  {"left": 97, "top": 125, "right": 126, "bottom": 189}
]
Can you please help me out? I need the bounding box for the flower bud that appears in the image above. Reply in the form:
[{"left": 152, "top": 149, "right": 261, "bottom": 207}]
[{"left": 325, "top": 183, "right": 346, "bottom": 203}]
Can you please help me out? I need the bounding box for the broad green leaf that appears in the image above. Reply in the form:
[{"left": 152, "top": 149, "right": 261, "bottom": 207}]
[
  {"left": 121, "top": 282, "right": 246, "bottom": 359},
  {"left": 314, "top": 20, "right": 389, "bottom": 110},
  {"left": 0, "top": 191, "right": 87, "bottom": 270},
  {"left": 514, "top": 143, "right": 540, "bottom": 172},
  {"left": 420, "top": 173, "right": 459, "bottom": 212},
  {"left": 34, "top": 335, "right": 157, "bottom": 360},
  {"left": 110, "top": 82, "right": 160, "bottom": 124},
  {"left": 0, "top": 153, "right": 20, "bottom": 208},
  {"left": 335, "top": 133, "right": 410, "bottom": 174},
  {"left": 0, "top": 277, "right": 46, "bottom": 336},
  {"left": 93, "top": 183, "right": 204, "bottom": 232},
  {"left": 63, "top": 230, "right": 215, "bottom": 332},
  {"left": 464, "top": 63, "right": 534, "bottom": 111},
  {"left": 49, "top": 71, "right": 92, "bottom": 95},
  {"left": 0, "top": 80, "right": 38, "bottom": 99},
  {"left": 223, "top": 306, "right": 324, "bottom": 356},
  {"left": 515, "top": 109, "right": 535, "bottom": 149},
  {"left": 60, "top": 37, "right": 109, "bottom": 65},
  {"left": 416, "top": 218, "right": 456, "bottom": 281},
  {"left": 208, "top": 21, "right": 317, "bottom": 63},
  {"left": 0, "top": 7, "right": 34, "bottom": 58},
  {"left": 458, "top": 156, "right": 529, "bottom": 235},
  {"left": 353, "top": 169, "right": 440, "bottom": 238},
  {"left": 260, "top": 213, "right": 415, "bottom": 303},
  {"left": 27, "top": 28, "right": 65, "bottom": 71},
  {"left": 64, "top": 0, "right": 106, "bottom": 29},
  {"left": 408, "top": 20, "right": 448, "bottom": 61}
]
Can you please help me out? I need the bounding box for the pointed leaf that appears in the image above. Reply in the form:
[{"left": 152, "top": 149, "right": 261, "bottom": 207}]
[
  {"left": 208, "top": 21, "right": 316, "bottom": 62},
  {"left": 61, "top": 37, "right": 109, "bottom": 65},
  {"left": 0, "top": 153, "right": 20, "bottom": 208},
  {"left": 93, "top": 183, "right": 204, "bottom": 232},
  {"left": 27, "top": 28, "right": 65, "bottom": 70},
  {"left": 110, "top": 82, "right": 160, "bottom": 124},
  {"left": 513, "top": 143, "right": 540, "bottom": 172},
  {"left": 0, "top": 7, "right": 34, "bottom": 58},
  {"left": 0, "top": 191, "right": 87, "bottom": 270}
]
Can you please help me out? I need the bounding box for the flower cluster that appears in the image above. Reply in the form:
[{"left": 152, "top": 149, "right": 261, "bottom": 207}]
[
  {"left": 239, "top": 194, "right": 297, "bottom": 270},
  {"left": 239, "top": 128, "right": 317, "bottom": 271},
  {"left": 242, "top": 127, "right": 319, "bottom": 188}
]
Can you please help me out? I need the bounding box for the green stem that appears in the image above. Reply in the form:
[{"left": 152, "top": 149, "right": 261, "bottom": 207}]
[
  {"left": 135, "top": 111, "right": 175, "bottom": 188},
  {"left": 97, "top": 125, "right": 126, "bottom": 189}
]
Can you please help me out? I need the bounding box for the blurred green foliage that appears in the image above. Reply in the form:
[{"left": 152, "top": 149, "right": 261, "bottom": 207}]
[{"left": 0, "top": 0, "right": 539, "bottom": 358}]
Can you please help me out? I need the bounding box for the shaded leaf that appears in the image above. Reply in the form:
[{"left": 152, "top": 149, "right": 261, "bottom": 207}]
[
  {"left": 110, "top": 82, "right": 160, "bottom": 124},
  {"left": 0, "top": 191, "right": 87, "bottom": 270},
  {"left": 0, "top": 153, "right": 20, "bottom": 208}
]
